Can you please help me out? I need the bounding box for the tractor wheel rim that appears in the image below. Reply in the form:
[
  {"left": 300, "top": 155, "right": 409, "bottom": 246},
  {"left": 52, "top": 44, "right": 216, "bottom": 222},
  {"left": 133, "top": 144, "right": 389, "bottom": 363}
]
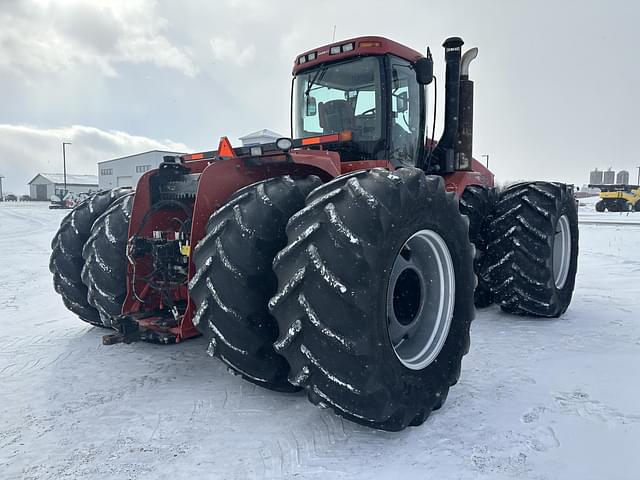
[
  {"left": 387, "top": 229, "right": 456, "bottom": 370},
  {"left": 553, "top": 214, "right": 571, "bottom": 289}
]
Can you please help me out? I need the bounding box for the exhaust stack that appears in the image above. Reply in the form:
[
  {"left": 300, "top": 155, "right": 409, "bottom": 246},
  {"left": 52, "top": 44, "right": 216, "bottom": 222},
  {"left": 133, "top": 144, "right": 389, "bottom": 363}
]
[
  {"left": 430, "top": 37, "right": 464, "bottom": 173},
  {"left": 429, "top": 37, "right": 478, "bottom": 173}
]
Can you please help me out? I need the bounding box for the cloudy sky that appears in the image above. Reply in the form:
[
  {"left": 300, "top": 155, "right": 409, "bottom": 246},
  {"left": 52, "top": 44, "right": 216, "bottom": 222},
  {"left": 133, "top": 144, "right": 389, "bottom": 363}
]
[{"left": 1, "top": 0, "right": 638, "bottom": 193}]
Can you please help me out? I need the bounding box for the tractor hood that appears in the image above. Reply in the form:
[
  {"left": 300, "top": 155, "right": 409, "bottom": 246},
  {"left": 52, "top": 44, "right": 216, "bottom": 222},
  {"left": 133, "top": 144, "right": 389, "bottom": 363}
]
[{"left": 181, "top": 136, "right": 343, "bottom": 179}]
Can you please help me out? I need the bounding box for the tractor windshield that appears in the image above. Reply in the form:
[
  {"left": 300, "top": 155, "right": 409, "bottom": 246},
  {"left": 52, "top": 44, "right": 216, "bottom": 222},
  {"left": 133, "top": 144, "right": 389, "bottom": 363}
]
[{"left": 292, "top": 57, "right": 383, "bottom": 146}]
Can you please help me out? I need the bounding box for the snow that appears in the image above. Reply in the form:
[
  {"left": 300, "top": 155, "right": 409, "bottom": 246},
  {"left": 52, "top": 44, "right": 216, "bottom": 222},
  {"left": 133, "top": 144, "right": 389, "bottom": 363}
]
[{"left": 1, "top": 201, "right": 640, "bottom": 480}]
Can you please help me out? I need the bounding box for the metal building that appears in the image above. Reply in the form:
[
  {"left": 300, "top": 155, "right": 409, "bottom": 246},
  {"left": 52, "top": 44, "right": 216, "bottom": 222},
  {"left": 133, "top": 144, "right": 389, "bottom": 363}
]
[
  {"left": 589, "top": 168, "right": 603, "bottom": 185},
  {"left": 98, "top": 150, "right": 184, "bottom": 191},
  {"left": 603, "top": 168, "right": 615, "bottom": 184},
  {"left": 28, "top": 173, "right": 98, "bottom": 201},
  {"left": 616, "top": 170, "right": 629, "bottom": 184}
]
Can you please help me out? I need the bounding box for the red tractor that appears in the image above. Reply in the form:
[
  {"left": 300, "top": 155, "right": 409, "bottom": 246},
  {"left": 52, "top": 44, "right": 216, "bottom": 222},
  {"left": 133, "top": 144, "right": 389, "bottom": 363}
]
[{"left": 50, "top": 36, "right": 579, "bottom": 431}]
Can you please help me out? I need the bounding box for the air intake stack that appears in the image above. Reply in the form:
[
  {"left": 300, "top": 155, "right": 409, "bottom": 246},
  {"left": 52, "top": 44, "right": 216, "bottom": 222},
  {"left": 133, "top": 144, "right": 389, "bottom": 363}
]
[{"left": 457, "top": 47, "right": 478, "bottom": 171}]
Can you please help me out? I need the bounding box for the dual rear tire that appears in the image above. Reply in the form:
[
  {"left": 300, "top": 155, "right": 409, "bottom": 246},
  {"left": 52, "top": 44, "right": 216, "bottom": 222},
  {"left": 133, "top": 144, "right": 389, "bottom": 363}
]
[
  {"left": 50, "top": 189, "right": 132, "bottom": 327},
  {"left": 191, "top": 168, "right": 476, "bottom": 430},
  {"left": 480, "top": 182, "right": 578, "bottom": 317}
]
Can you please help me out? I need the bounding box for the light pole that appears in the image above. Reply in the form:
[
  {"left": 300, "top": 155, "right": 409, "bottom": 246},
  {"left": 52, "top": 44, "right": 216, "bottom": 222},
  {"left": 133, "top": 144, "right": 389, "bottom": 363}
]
[
  {"left": 481, "top": 154, "right": 489, "bottom": 169},
  {"left": 62, "top": 142, "right": 72, "bottom": 195},
  {"left": 637, "top": 165, "right": 640, "bottom": 186},
  {"left": 0, "top": 174, "right": 4, "bottom": 201}
]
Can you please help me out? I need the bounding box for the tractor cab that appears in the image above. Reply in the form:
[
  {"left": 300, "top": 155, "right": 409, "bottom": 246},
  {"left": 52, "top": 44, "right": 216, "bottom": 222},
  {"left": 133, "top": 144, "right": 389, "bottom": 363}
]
[{"left": 291, "top": 37, "right": 431, "bottom": 168}]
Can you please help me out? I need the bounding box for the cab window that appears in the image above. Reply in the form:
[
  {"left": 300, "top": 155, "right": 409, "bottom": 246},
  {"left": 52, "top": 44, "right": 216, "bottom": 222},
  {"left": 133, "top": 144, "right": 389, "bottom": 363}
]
[{"left": 389, "top": 59, "right": 422, "bottom": 166}]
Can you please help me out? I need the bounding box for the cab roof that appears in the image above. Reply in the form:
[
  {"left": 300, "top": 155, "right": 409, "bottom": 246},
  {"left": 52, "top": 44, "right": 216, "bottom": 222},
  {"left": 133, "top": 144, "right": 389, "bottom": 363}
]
[{"left": 292, "top": 36, "right": 424, "bottom": 75}]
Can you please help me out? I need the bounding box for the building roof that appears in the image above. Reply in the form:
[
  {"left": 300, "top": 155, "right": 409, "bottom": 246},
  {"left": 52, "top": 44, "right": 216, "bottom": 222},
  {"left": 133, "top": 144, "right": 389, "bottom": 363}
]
[
  {"left": 238, "top": 129, "right": 283, "bottom": 140},
  {"left": 28, "top": 173, "right": 98, "bottom": 185},
  {"left": 97, "top": 150, "right": 185, "bottom": 164}
]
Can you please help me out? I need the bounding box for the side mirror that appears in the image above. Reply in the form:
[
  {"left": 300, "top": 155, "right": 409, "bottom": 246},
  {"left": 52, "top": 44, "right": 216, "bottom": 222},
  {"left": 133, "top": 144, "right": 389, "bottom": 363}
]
[
  {"left": 414, "top": 56, "right": 433, "bottom": 85},
  {"left": 306, "top": 96, "right": 317, "bottom": 116}
]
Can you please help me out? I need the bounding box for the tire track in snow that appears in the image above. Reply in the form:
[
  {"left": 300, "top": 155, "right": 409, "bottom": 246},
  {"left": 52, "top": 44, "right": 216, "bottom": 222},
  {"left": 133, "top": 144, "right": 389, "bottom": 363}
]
[
  {"left": 553, "top": 390, "right": 640, "bottom": 425},
  {"left": 0, "top": 207, "right": 55, "bottom": 242}
]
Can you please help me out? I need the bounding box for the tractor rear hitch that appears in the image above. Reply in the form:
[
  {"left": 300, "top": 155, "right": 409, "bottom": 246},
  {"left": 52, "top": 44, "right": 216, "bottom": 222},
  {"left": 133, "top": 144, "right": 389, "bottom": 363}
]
[
  {"left": 102, "top": 313, "right": 179, "bottom": 345},
  {"left": 102, "top": 314, "right": 142, "bottom": 345},
  {"left": 102, "top": 331, "right": 140, "bottom": 345}
]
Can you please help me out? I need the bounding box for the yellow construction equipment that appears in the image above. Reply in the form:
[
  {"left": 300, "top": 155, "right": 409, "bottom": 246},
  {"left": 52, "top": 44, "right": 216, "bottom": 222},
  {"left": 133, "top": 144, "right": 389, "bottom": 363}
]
[{"left": 589, "top": 183, "right": 640, "bottom": 212}]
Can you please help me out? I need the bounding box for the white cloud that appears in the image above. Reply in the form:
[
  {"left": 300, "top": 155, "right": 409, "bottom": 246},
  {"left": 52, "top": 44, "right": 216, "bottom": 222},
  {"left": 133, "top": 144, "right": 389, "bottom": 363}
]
[
  {"left": 210, "top": 37, "right": 256, "bottom": 67},
  {"left": 0, "top": 124, "right": 191, "bottom": 194},
  {"left": 0, "top": 0, "right": 196, "bottom": 79}
]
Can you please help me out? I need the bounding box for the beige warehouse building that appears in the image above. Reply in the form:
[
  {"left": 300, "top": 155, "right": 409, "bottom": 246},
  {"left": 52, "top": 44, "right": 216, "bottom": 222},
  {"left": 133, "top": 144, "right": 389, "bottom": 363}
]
[{"left": 28, "top": 173, "right": 98, "bottom": 201}]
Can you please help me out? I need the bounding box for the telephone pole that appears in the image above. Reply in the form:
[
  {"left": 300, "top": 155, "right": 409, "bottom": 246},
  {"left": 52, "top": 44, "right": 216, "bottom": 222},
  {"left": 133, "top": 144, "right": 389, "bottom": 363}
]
[
  {"left": 482, "top": 154, "right": 489, "bottom": 169},
  {"left": 62, "top": 142, "right": 72, "bottom": 194}
]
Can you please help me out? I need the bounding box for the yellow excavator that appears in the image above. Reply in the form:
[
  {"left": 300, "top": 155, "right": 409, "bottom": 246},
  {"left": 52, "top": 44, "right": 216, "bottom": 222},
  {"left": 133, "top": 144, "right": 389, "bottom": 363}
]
[{"left": 589, "top": 183, "right": 640, "bottom": 212}]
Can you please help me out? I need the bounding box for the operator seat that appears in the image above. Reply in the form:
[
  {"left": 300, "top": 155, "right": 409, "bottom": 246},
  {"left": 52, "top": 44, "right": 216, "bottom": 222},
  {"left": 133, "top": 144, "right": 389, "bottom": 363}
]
[{"left": 318, "top": 100, "right": 355, "bottom": 134}]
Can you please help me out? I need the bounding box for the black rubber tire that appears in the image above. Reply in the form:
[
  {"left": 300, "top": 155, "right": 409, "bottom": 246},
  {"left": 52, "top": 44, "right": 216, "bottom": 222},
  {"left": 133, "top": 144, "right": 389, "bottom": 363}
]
[
  {"left": 81, "top": 192, "right": 135, "bottom": 327},
  {"left": 635, "top": 201, "right": 640, "bottom": 212},
  {"left": 595, "top": 200, "right": 605, "bottom": 212},
  {"left": 50, "top": 189, "right": 131, "bottom": 326},
  {"left": 480, "top": 182, "right": 579, "bottom": 317},
  {"left": 189, "top": 175, "right": 322, "bottom": 392},
  {"left": 607, "top": 200, "right": 619, "bottom": 212},
  {"left": 459, "top": 185, "right": 496, "bottom": 308},
  {"left": 269, "top": 168, "right": 475, "bottom": 431}
]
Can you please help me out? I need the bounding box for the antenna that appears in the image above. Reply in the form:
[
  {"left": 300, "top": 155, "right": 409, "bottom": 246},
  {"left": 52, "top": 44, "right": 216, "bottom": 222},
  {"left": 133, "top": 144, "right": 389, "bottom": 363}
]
[{"left": 332, "top": 25, "right": 336, "bottom": 42}]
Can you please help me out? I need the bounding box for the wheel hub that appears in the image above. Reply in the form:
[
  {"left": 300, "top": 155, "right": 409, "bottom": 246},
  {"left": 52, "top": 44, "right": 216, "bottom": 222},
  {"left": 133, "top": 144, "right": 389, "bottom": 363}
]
[
  {"left": 392, "top": 267, "right": 422, "bottom": 326},
  {"left": 553, "top": 214, "right": 571, "bottom": 289},
  {"left": 387, "top": 229, "right": 456, "bottom": 370}
]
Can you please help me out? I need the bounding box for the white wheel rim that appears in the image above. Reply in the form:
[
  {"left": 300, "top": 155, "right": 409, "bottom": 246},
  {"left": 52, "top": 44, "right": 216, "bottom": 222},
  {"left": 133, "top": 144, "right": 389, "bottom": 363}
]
[
  {"left": 553, "top": 214, "right": 571, "bottom": 289},
  {"left": 386, "top": 229, "right": 456, "bottom": 370}
]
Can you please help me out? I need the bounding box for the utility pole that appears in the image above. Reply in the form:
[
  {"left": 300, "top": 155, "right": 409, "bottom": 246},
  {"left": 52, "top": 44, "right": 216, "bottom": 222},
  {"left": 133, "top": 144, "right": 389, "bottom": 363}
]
[
  {"left": 482, "top": 154, "right": 489, "bottom": 169},
  {"left": 637, "top": 165, "right": 640, "bottom": 186},
  {"left": 62, "top": 142, "right": 72, "bottom": 195},
  {"left": 0, "top": 174, "right": 4, "bottom": 201}
]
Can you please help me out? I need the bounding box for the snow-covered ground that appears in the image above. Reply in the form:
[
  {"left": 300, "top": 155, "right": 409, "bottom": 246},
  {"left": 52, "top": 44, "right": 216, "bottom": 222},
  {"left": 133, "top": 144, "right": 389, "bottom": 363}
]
[{"left": 1, "top": 200, "right": 639, "bottom": 480}]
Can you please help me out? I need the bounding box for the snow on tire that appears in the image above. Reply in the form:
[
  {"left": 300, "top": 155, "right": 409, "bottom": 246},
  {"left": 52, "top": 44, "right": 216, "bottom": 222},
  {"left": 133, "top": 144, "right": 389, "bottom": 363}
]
[
  {"left": 480, "top": 182, "right": 578, "bottom": 317},
  {"left": 81, "top": 192, "right": 134, "bottom": 326},
  {"left": 49, "top": 189, "right": 131, "bottom": 326},
  {"left": 269, "top": 168, "right": 475, "bottom": 431},
  {"left": 459, "top": 184, "right": 496, "bottom": 308},
  {"left": 189, "top": 175, "right": 322, "bottom": 392}
]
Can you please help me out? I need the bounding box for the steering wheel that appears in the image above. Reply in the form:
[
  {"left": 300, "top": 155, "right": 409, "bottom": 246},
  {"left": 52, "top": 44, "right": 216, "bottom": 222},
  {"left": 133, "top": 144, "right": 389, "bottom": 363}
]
[{"left": 359, "top": 108, "right": 376, "bottom": 116}]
